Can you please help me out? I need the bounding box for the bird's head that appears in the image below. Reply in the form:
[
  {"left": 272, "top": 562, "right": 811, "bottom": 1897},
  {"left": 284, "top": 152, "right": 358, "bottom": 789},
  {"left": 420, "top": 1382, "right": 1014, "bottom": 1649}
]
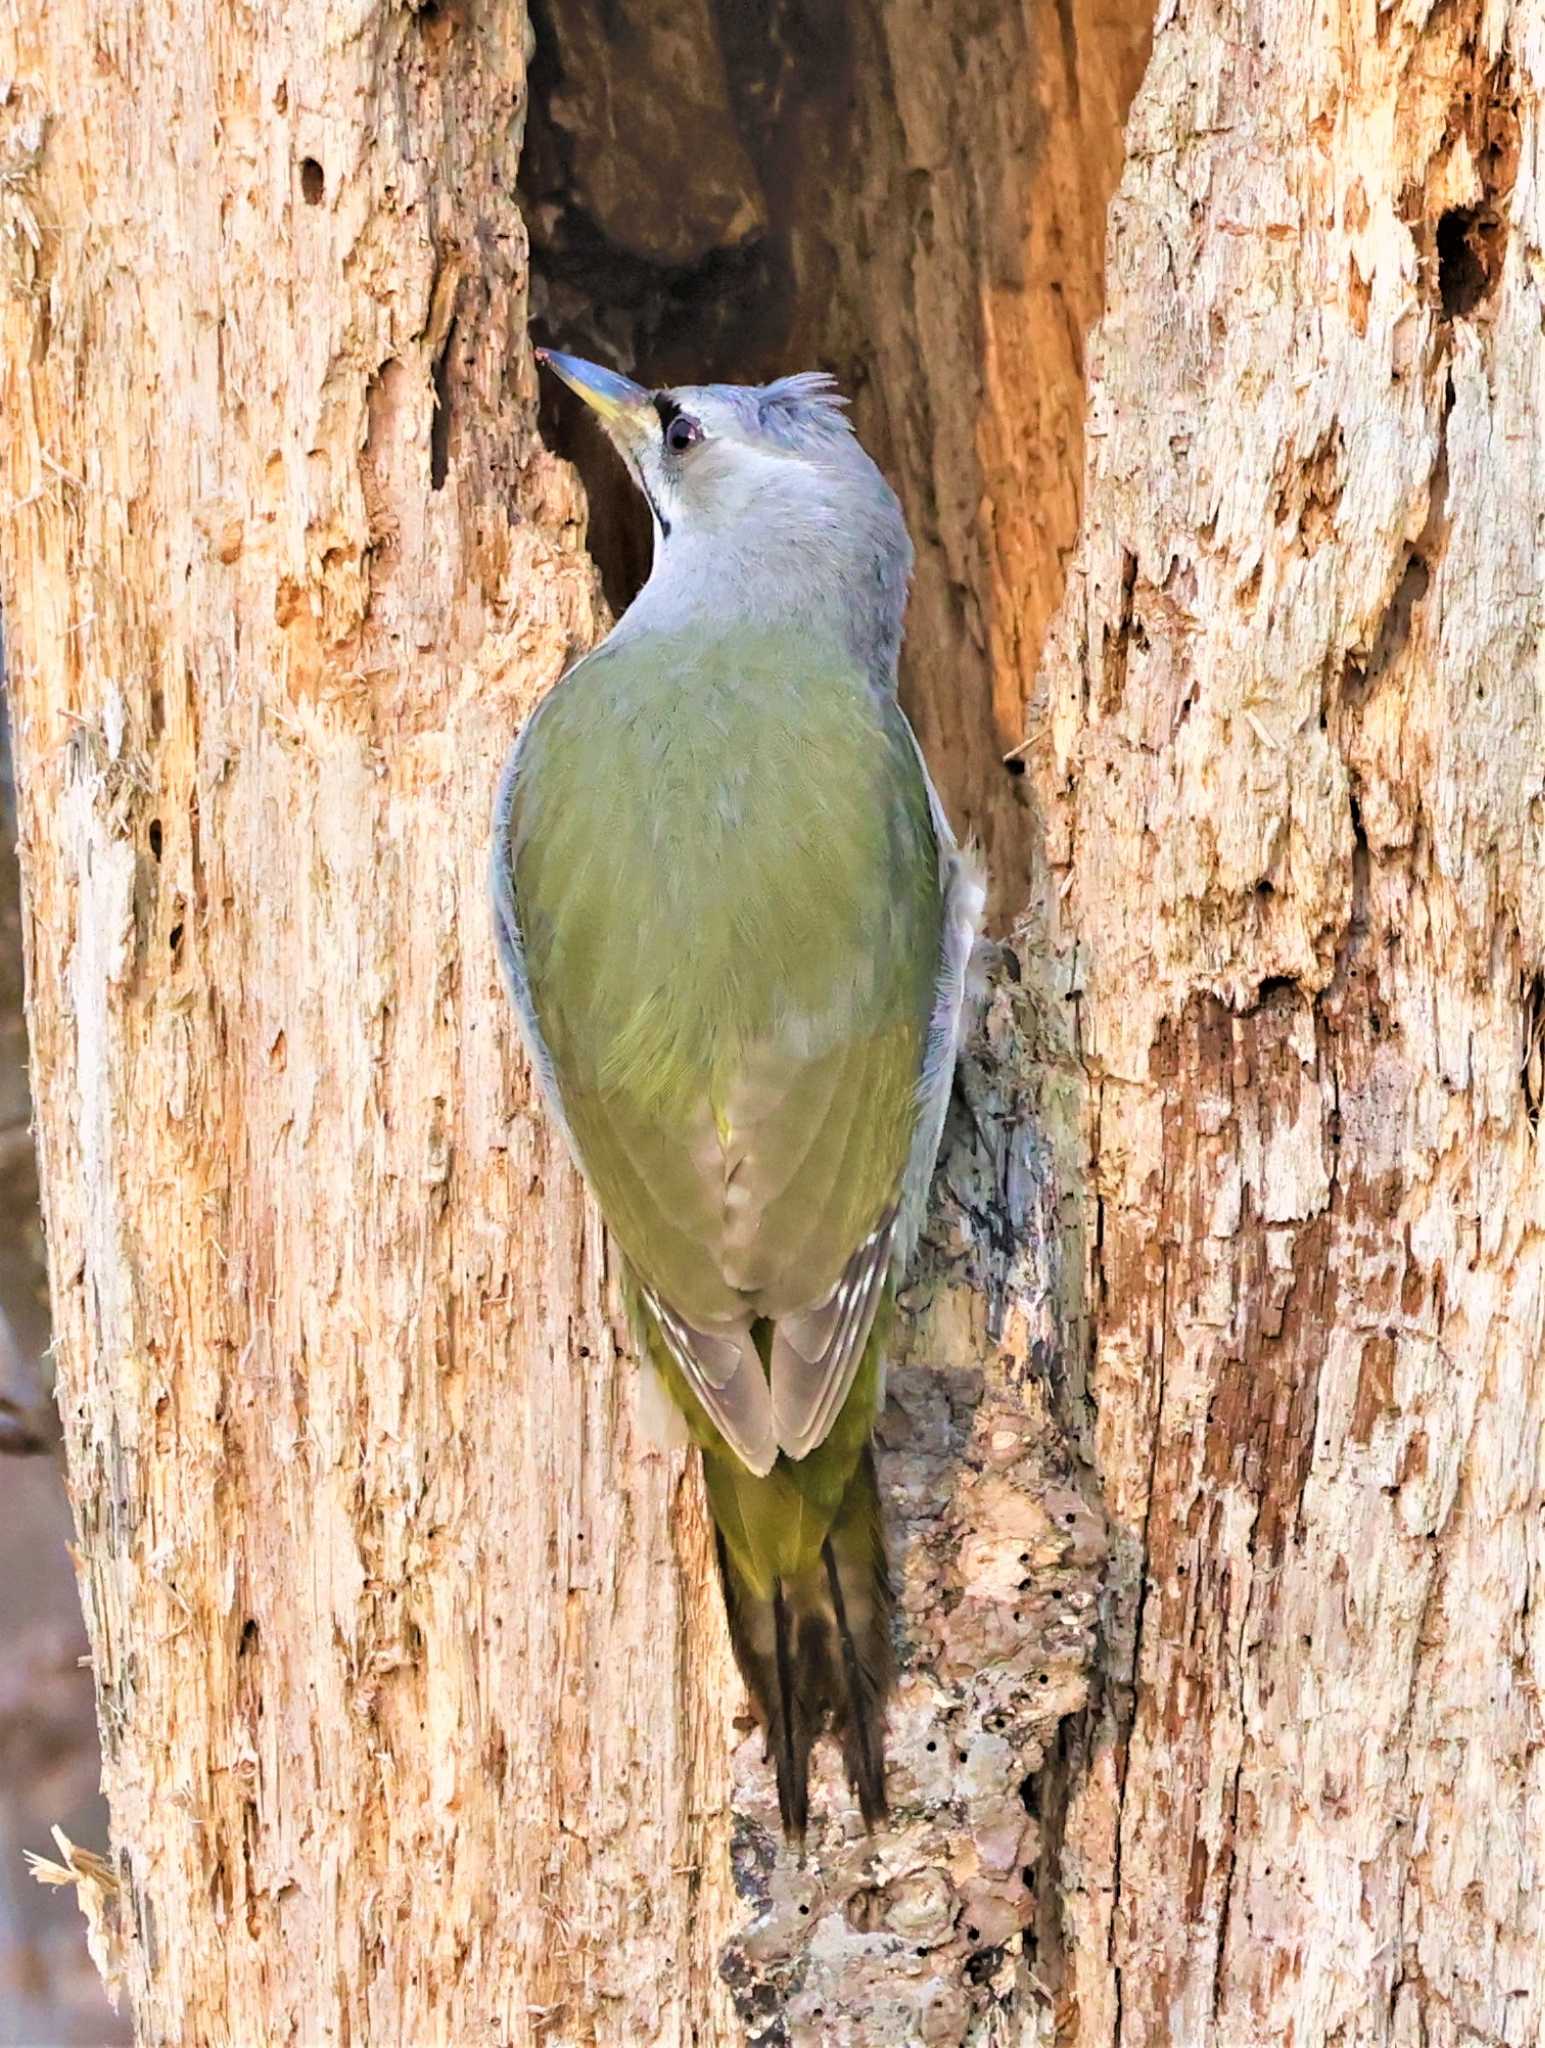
[
  {"left": 536, "top": 349, "right": 912, "bottom": 674},
  {"left": 537, "top": 348, "right": 879, "bottom": 543}
]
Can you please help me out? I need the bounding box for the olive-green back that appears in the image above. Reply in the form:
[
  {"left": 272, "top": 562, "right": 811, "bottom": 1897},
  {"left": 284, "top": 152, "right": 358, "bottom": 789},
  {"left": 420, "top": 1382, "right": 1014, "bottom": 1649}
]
[{"left": 504, "top": 623, "right": 940, "bottom": 1342}]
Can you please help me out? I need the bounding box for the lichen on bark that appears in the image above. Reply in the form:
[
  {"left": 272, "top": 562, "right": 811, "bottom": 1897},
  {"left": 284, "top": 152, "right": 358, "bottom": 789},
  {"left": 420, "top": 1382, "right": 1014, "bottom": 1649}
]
[{"left": 719, "top": 962, "right": 1105, "bottom": 2043}]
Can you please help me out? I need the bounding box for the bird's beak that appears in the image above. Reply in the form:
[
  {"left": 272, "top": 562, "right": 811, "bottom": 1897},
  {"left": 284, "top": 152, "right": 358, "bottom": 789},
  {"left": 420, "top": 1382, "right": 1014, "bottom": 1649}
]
[{"left": 536, "top": 349, "right": 653, "bottom": 444}]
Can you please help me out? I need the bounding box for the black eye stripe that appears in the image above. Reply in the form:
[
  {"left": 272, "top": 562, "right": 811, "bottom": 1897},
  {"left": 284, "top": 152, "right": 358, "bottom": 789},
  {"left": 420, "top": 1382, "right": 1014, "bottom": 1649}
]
[{"left": 655, "top": 394, "right": 704, "bottom": 453}]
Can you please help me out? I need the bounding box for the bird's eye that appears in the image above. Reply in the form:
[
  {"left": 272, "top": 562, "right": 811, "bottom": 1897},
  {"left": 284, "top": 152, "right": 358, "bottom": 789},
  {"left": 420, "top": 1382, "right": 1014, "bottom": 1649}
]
[{"left": 665, "top": 413, "right": 702, "bottom": 452}]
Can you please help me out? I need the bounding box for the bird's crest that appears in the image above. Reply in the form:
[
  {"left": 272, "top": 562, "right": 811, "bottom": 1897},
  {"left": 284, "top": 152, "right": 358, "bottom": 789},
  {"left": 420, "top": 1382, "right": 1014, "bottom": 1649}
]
[{"left": 755, "top": 371, "right": 854, "bottom": 447}]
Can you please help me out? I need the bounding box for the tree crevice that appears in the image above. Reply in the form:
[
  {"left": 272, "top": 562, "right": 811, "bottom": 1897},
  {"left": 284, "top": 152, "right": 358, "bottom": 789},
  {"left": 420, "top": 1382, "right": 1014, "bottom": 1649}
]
[
  {"left": 517, "top": 11, "right": 1149, "bottom": 2022},
  {"left": 10, "top": 0, "right": 1539, "bottom": 2041}
]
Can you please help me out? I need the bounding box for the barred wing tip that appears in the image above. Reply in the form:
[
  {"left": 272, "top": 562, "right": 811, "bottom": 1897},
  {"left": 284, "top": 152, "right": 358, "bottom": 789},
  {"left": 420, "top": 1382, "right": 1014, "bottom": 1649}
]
[
  {"left": 642, "top": 1208, "right": 895, "bottom": 1476},
  {"left": 643, "top": 1288, "right": 780, "bottom": 1476},
  {"left": 768, "top": 1211, "right": 896, "bottom": 1462}
]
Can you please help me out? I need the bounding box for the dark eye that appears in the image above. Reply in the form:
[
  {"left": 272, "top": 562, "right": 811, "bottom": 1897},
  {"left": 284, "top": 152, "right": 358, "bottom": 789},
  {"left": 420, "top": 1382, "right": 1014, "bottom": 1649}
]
[{"left": 665, "top": 413, "right": 702, "bottom": 452}]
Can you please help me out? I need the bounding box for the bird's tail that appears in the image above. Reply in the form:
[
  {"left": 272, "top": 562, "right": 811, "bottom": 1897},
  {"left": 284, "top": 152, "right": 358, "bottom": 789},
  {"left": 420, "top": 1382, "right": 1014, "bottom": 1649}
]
[{"left": 707, "top": 1444, "right": 894, "bottom": 1841}]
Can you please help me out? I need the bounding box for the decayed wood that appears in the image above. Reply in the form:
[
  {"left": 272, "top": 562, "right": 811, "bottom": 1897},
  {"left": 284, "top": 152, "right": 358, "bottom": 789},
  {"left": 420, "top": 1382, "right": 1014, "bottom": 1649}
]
[
  {"left": 2, "top": 0, "right": 1152, "bottom": 2040},
  {"left": 8, "top": 0, "right": 1541, "bottom": 2040},
  {"left": 0, "top": 4, "right": 742, "bottom": 2041},
  {"left": 1028, "top": 0, "right": 1545, "bottom": 2039},
  {"left": 808, "top": 0, "right": 1157, "bottom": 916},
  {"left": 522, "top": 0, "right": 1154, "bottom": 912}
]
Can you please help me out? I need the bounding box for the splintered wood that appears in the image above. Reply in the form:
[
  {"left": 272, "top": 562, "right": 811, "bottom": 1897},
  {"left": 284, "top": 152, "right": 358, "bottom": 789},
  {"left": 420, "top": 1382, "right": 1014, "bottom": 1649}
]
[
  {"left": 1030, "top": 0, "right": 1545, "bottom": 2041},
  {"left": 1, "top": 2, "right": 737, "bottom": 2041},
  {"left": 2, "top": 0, "right": 1541, "bottom": 2042}
]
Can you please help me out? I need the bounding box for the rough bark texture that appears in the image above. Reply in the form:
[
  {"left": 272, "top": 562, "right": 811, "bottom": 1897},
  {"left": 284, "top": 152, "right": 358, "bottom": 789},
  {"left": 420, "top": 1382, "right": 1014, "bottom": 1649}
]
[
  {"left": 7, "top": 0, "right": 1539, "bottom": 2043},
  {"left": 2, "top": 0, "right": 1152, "bottom": 2041},
  {"left": 4, "top": 614, "right": 132, "bottom": 2048},
  {"left": 0, "top": 6, "right": 744, "bottom": 2041},
  {"left": 1030, "top": 0, "right": 1545, "bottom": 2040}
]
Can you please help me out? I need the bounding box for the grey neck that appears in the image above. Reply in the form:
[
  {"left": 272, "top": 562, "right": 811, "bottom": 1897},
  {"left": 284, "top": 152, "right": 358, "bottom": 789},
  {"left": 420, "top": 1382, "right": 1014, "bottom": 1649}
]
[{"left": 611, "top": 476, "right": 912, "bottom": 691}]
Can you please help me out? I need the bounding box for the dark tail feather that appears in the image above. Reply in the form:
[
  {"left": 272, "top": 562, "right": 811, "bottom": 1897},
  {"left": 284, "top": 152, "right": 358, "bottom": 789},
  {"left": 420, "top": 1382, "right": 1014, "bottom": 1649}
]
[
  {"left": 823, "top": 1531, "right": 888, "bottom": 1828},
  {"left": 821, "top": 1444, "right": 893, "bottom": 1829},
  {"left": 770, "top": 1581, "right": 810, "bottom": 1839},
  {"left": 714, "top": 1446, "right": 894, "bottom": 1840}
]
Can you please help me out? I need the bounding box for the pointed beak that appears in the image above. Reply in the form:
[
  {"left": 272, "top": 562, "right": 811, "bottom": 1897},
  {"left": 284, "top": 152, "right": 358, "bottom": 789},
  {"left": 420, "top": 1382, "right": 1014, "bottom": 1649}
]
[{"left": 536, "top": 349, "right": 653, "bottom": 440}]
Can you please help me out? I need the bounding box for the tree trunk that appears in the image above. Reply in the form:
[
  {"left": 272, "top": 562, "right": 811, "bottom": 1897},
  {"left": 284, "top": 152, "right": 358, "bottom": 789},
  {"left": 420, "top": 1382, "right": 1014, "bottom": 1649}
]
[
  {"left": 1033, "top": 1, "right": 1545, "bottom": 2040},
  {"left": 0, "top": 5, "right": 742, "bottom": 2040},
  {"left": 2, "top": 1, "right": 1540, "bottom": 2046}
]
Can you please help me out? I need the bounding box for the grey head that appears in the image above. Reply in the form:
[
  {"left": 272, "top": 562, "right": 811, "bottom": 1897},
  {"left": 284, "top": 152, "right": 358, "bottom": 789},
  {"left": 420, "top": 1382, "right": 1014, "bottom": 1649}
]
[{"left": 537, "top": 349, "right": 913, "bottom": 684}]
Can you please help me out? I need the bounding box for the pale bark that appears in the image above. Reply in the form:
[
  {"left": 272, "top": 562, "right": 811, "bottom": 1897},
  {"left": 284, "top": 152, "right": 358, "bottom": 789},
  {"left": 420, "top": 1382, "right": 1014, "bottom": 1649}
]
[
  {"left": 0, "top": 4, "right": 739, "bottom": 2041},
  {"left": 4, "top": 0, "right": 1541, "bottom": 2045},
  {"left": 1030, "top": 0, "right": 1545, "bottom": 2040}
]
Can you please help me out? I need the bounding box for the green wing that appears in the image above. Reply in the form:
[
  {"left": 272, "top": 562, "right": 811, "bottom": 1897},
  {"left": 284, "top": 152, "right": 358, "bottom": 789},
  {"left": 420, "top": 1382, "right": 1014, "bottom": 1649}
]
[{"left": 493, "top": 623, "right": 942, "bottom": 1471}]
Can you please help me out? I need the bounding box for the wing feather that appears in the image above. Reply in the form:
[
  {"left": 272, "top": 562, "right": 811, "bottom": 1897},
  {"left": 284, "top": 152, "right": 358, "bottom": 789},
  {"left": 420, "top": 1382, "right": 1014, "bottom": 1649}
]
[
  {"left": 489, "top": 702, "right": 579, "bottom": 1154},
  {"left": 769, "top": 1207, "right": 896, "bottom": 1460},
  {"left": 491, "top": 631, "right": 975, "bottom": 1480},
  {"left": 642, "top": 1288, "right": 779, "bottom": 1476},
  {"left": 896, "top": 769, "right": 987, "bottom": 1269}
]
